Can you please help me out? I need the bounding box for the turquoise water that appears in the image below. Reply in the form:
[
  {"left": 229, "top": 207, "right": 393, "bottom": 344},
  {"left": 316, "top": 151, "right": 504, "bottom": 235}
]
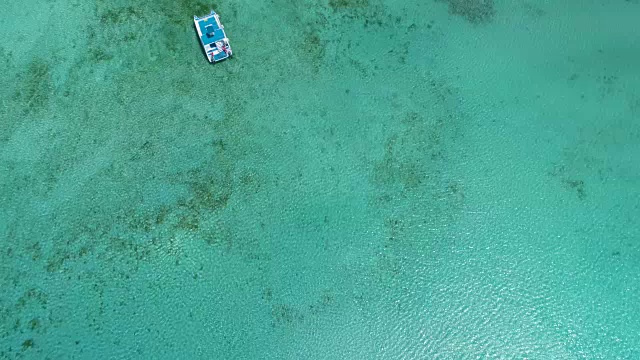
[{"left": 1, "top": 0, "right": 639, "bottom": 358}]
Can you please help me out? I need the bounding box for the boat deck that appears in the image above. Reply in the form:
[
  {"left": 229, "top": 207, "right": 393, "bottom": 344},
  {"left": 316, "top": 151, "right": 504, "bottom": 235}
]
[{"left": 197, "top": 16, "right": 226, "bottom": 46}]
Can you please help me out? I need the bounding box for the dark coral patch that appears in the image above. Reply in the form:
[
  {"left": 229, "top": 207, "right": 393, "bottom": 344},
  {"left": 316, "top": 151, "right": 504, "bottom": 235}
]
[
  {"left": 325, "top": 0, "right": 390, "bottom": 29},
  {"left": 270, "top": 304, "right": 304, "bottom": 326},
  {"left": 437, "top": 0, "right": 495, "bottom": 24},
  {"left": 328, "top": 0, "right": 369, "bottom": 10},
  {"left": 163, "top": 0, "right": 213, "bottom": 26},
  {"left": 13, "top": 60, "right": 53, "bottom": 114},
  {"left": 300, "top": 31, "right": 327, "bottom": 73},
  {"left": 88, "top": 48, "right": 114, "bottom": 63},
  {"left": 384, "top": 217, "right": 404, "bottom": 243},
  {"left": 265, "top": 288, "right": 337, "bottom": 327},
  {"left": 563, "top": 179, "right": 586, "bottom": 200},
  {"left": 186, "top": 171, "right": 233, "bottom": 212},
  {"left": 21, "top": 339, "right": 34, "bottom": 351},
  {"left": 99, "top": 6, "right": 144, "bottom": 24}
]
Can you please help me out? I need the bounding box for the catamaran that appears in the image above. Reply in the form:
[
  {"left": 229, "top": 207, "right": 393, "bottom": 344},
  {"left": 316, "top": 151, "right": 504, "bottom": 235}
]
[{"left": 194, "top": 10, "right": 233, "bottom": 63}]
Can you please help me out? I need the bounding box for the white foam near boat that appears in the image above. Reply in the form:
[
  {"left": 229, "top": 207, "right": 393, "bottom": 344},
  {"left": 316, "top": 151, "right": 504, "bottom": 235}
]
[{"left": 194, "top": 10, "right": 232, "bottom": 63}]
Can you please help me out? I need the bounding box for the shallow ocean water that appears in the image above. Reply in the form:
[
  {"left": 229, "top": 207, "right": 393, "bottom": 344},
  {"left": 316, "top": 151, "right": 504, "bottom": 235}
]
[{"left": 1, "top": 0, "right": 639, "bottom": 358}]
